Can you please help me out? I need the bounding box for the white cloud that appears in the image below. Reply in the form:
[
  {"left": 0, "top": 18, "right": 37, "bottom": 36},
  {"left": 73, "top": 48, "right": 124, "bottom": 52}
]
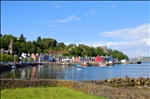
[
  {"left": 64, "top": 23, "right": 150, "bottom": 58},
  {"left": 50, "top": 15, "right": 81, "bottom": 23},
  {"left": 100, "top": 23, "right": 150, "bottom": 58},
  {"left": 101, "top": 23, "right": 149, "bottom": 40},
  {"left": 52, "top": 3, "right": 60, "bottom": 8},
  {"left": 45, "top": 15, "right": 81, "bottom": 27},
  {"left": 85, "top": 9, "right": 97, "bottom": 17}
]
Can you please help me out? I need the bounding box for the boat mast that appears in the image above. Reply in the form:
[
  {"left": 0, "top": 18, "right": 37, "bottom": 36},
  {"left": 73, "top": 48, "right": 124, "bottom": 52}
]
[{"left": 138, "top": 50, "right": 141, "bottom": 61}]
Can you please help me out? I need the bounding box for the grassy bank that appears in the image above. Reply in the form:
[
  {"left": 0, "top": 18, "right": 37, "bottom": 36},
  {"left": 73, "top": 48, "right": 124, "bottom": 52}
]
[{"left": 1, "top": 87, "right": 105, "bottom": 99}]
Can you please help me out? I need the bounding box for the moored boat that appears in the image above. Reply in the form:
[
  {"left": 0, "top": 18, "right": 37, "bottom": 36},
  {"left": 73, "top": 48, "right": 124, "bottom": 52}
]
[
  {"left": 99, "top": 62, "right": 108, "bottom": 66},
  {"left": 11, "top": 65, "right": 16, "bottom": 69},
  {"left": 137, "top": 61, "right": 141, "bottom": 64},
  {"left": 136, "top": 50, "right": 142, "bottom": 64},
  {"left": 81, "top": 62, "right": 87, "bottom": 66}
]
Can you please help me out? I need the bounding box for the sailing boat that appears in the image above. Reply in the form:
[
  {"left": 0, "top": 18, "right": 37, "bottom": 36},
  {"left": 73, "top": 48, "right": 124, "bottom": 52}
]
[
  {"left": 11, "top": 55, "right": 16, "bottom": 69},
  {"left": 136, "top": 50, "right": 141, "bottom": 64}
]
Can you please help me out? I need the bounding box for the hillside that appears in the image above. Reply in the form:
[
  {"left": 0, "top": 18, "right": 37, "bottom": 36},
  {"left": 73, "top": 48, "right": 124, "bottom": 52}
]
[{"left": 130, "top": 57, "right": 150, "bottom": 62}]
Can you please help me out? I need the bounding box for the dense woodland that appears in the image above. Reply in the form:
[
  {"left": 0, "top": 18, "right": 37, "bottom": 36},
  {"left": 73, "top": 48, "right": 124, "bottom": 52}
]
[{"left": 0, "top": 34, "right": 129, "bottom": 61}]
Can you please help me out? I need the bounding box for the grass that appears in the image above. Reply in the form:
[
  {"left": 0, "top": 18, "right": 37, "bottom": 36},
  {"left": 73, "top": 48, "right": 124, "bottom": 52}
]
[{"left": 1, "top": 87, "right": 106, "bottom": 99}]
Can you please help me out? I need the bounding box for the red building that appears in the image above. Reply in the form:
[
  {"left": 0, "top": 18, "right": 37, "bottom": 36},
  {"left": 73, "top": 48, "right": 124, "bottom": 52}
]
[{"left": 95, "top": 55, "right": 101, "bottom": 62}]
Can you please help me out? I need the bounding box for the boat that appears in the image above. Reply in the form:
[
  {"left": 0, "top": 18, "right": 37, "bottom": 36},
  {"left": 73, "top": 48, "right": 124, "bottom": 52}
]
[
  {"left": 61, "top": 62, "right": 68, "bottom": 67},
  {"left": 76, "top": 63, "right": 82, "bottom": 67},
  {"left": 136, "top": 50, "right": 142, "bottom": 64},
  {"left": 11, "top": 55, "right": 16, "bottom": 69},
  {"left": 81, "top": 62, "right": 87, "bottom": 66},
  {"left": 77, "top": 67, "right": 82, "bottom": 70},
  {"left": 11, "top": 65, "right": 16, "bottom": 69},
  {"left": 76, "top": 63, "right": 84, "bottom": 70},
  {"left": 137, "top": 61, "right": 141, "bottom": 64},
  {"left": 99, "top": 62, "right": 108, "bottom": 66}
]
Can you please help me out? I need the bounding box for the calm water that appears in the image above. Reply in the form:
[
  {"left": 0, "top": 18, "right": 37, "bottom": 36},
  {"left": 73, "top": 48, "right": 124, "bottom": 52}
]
[{"left": 1, "top": 62, "right": 150, "bottom": 81}]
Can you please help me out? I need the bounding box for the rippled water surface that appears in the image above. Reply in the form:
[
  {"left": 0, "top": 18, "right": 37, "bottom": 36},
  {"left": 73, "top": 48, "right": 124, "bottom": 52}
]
[{"left": 1, "top": 62, "right": 150, "bottom": 81}]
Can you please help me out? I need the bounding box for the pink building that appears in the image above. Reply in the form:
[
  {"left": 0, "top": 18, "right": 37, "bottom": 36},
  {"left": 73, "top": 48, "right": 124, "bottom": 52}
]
[
  {"left": 31, "top": 53, "right": 36, "bottom": 61},
  {"left": 31, "top": 53, "right": 39, "bottom": 62},
  {"left": 74, "top": 57, "right": 80, "bottom": 62}
]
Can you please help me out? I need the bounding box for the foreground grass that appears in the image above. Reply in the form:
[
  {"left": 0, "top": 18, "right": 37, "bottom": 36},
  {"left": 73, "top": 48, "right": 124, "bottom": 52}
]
[{"left": 1, "top": 87, "right": 105, "bottom": 99}]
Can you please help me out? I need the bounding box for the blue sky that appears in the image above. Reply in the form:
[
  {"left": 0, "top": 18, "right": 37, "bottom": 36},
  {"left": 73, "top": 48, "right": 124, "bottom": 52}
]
[{"left": 1, "top": 1, "right": 150, "bottom": 58}]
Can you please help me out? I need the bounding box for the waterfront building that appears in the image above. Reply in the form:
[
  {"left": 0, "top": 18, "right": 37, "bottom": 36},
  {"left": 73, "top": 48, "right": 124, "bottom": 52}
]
[
  {"left": 31, "top": 53, "right": 39, "bottom": 62},
  {"left": 48, "top": 54, "right": 53, "bottom": 62},
  {"left": 108, "top": 55, "right": 113, "bottom": 63},
  {"left": 74, "top": 57, "right": 80, "bottom": 62},
  {"left": 95, "top": 55, "right": 101, "bottom": 62},
  {"left": 31, "top": 53, "right": 36, "bottom": 61},
  {"left": 121, "top": 59, "right": 127, "bottom": 63},
  {"left": 44, "top": 54, "right": 48, "bottom": 62},
  {"left": 59, "top": 56, "right": 73, "bottom": 62},
  {"left": 38, "top": 54, "right": 44, "bottom": 63},
  {"left": 21, "top": 53, "right": 27, "bottom": 58}
]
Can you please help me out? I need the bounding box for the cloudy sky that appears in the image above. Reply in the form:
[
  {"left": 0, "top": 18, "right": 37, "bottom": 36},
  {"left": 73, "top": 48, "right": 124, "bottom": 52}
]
[{"left": 1, "top": 1, "right": 149, "bottom": 58}]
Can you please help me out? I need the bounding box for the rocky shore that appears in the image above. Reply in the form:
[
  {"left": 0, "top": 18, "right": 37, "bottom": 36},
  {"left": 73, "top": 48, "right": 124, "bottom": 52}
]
[
  {"left": 1, "top": 77, "right": 149, "bottom": 99},
  {"left": 82, "top": 77, "right": 150, "bottom": 88}
]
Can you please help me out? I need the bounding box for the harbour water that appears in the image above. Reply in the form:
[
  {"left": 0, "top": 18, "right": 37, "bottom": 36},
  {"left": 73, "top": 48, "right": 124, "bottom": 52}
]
[{"left": 1, "top": 62, "right": 150, "bottom": 81}]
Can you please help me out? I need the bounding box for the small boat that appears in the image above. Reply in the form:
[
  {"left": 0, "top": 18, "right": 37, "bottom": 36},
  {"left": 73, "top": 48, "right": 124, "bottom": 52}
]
[
  {"left": 38, "top": 64, "right": 44, "bottom": 66},
  {"left": 137, "top": 61, "right": 141, "bottom": 64},
  {"left": 136, "top": 50, "right": 142, "bottom": 64},
  {"left": 76, "top": 63, "right": 84, "bottom": 70},
  {"left": 61, "top": 62, "right": 68, "bottom": 67},
  {"left": 11, "top": 65, "right": 16, "bottom": 69},
  {"left": 77, "top": 67, "right": 82, "bottom": 70},
  {"left": 12, "top": 55, "right": 16, "bottom": 69},
  {"left": 76, "top": 63, "right": 82, "bottom": 67},
  {"left": 81, "top": 62, "right": 87, "bottom": 66}
]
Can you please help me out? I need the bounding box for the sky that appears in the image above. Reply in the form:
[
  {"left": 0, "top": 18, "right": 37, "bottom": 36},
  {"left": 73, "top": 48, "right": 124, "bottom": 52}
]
[{"left": 1, "top": 1, "right": 150, "bottom": 59}]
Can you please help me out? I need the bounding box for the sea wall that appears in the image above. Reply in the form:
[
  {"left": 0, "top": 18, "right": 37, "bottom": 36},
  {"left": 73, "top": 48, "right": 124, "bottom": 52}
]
[{"left": 1, "top": 78, "right": 150, "bottom": 99}]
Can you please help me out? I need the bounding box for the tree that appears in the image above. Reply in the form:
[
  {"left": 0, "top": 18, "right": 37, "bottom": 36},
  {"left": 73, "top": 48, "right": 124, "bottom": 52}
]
[
  {"left": 14, "top": 55, "right": 20, "bottom": 62},
  {"left": 1, "top": 34, "right": 17, "bottom": 50},
  {"left": 30, "top": 57, "right": 34, "bottom": 62},
  {"left": 21, "top": 42, "right": 28, "bottom": 53},
  {"left": 24, "top": 58, "right": 27, "bottom": 62},
  {"left": 95, "top": 47, "right": 106, "bottom": 56},
  {"left": 37, "top": 36, "right": 41, "bottom": 43},
  {"left": 0, "top": 54, "right": 6, "bottom": 62},
  {"left": 7, "top": 55, "right": 13, "bottom": 62},
  {"left": 14, "top": 42, "right": 22, "bottom": 54},
  {"left": 19, "top": 34, "right": 26, "bottom": 42},
  {"left": 41, "top": 38, "right": 57, "bottom": 49},
  {"left": 0, "top": 33, "right": 3, "bottom": 38},
  {"left": 37, "top": 47, "right": 41, "bottom": 54}
]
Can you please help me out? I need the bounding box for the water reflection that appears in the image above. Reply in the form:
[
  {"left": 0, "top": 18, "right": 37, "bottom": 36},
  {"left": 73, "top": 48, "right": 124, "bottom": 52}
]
[
  {"left": 6, "top": 65, "right": 71, "bottom": 79},
  {"left": 1, "top": 62, "right": 150, "bottom": 81}
]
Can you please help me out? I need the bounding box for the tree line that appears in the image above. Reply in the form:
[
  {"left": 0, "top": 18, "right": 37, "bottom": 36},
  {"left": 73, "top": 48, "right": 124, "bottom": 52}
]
[{"left": 0, "top": 34, "right": 129, "bottom": 61}]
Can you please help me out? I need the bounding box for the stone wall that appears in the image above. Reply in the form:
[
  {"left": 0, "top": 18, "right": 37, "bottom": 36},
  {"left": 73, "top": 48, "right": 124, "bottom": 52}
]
[{"left": 1, "top": 78, "right": 150, "bottom": 99}]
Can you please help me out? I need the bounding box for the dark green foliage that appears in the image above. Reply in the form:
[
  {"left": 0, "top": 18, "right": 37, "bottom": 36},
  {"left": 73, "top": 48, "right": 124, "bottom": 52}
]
[
  {"left": 19, "top": 34, "right": 26, "bottom": 42},
  {"left": 30, "top": 57, "right": 34, "bottom": 62},
  {"left": 36, "top": 36, "right": 41, "bottom": 43},
  {"left": 0, "top": 54, "right": 13, "bottom": 62},
  {"left": 0, "top": 33, "right": 128, "bottom": 60},
  {"left": 109, "top": 50, "right": 129, "bottom": 60}
]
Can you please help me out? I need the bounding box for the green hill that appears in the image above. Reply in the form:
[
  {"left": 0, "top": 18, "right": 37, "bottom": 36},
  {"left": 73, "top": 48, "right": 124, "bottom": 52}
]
[{"left": 130, "top": 57, "right": 150, "bottom": 62}]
